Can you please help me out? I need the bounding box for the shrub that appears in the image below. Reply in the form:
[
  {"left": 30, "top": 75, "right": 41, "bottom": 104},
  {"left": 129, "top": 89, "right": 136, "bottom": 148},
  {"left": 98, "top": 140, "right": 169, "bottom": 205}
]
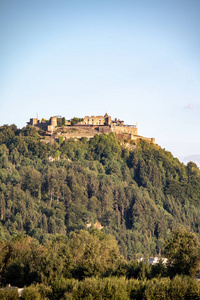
[
  {"left": 21, "top": 285, "right": 41, "bottom": 300},
  {"left": 0, "top": 287, "right": 19, "bottom": 300}
]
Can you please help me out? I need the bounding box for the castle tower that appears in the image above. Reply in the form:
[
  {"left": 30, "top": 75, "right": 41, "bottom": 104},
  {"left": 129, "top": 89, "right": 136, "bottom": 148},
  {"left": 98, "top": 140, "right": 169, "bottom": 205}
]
[
  {"left": 50, "top": 116, "right": 57, "bottom": 128},
  {"left": 29, "top": 118, "right": 38, "bottom": 125},
  {"left": 104, "top": 113, "right": 111, "bottom": 125}
]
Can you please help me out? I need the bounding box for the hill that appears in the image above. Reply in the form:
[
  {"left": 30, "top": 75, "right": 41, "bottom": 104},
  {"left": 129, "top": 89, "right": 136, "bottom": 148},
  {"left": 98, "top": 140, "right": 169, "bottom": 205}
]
[{"left": 0, "top": 124, "right": 200, "bottom": 259}]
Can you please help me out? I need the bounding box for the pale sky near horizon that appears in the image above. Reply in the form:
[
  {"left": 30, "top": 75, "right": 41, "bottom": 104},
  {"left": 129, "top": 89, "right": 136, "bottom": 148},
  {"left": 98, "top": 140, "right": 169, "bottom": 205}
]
[{"left": 0, "top": 0, "right": 200, "bottom": 166}]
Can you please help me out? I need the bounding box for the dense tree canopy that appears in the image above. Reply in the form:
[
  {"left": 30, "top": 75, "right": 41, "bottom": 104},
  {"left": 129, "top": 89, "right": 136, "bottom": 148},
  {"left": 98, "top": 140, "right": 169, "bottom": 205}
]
[
  {"left": 0, "top": 124, "right": 200, "bottom": 261},
  {"left": 1, "top": 124, "right": 200, "bottom": 297}
]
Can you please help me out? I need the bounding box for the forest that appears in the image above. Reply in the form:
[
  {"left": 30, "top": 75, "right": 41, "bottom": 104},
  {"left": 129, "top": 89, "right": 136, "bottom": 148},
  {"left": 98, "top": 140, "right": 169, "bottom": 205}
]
[{"left": 0, "top": 124, "right": 200, "bottom": 298}]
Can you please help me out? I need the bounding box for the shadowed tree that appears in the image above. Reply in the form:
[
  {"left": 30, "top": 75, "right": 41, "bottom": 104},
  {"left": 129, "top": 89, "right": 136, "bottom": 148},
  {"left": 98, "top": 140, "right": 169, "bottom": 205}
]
[{"left": 164, "top": 228, "right": 200, "bottom": 277}]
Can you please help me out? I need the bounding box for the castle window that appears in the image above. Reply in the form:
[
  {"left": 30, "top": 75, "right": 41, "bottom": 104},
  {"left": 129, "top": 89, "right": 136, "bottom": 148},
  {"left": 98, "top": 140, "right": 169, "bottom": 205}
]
[
  {"left": 92, "top": 118, "right": 94, "bottom": 121},
  {"left": 88, "top": 119, "right": 89, "bottom": 122}
]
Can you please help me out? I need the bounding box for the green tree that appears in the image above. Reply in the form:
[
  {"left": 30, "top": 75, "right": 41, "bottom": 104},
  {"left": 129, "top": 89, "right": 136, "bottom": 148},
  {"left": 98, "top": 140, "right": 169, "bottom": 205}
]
[
  {"left": 68, "top": 230, "right": 124, "bottom": 279},
  {"left": 62, "top": 117, "right": 66, "bottom": 126},
  {"left": 59, "top": 135, "right": 63, "bottom": 145},
  {"left": 164, "top": 228, "right": 200, "bottom": 277},
  {"left": 1, "top": 235, "right": 44, "bottom": 287}
]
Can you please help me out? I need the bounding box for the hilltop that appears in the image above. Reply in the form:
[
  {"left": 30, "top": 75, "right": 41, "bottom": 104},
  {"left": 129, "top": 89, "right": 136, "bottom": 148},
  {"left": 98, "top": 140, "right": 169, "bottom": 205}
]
[
  {"left": 27, "top": 113, "right": 155, "bottom": 144},
  {"left": 0, "top": 123, "right": 200, "bottom": 260}
]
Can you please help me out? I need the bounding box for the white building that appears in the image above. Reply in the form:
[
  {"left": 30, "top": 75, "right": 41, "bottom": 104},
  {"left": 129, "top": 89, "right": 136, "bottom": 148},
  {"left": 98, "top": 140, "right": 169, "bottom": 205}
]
[{"left": 148, "top": 257, "right": 168, "bottom": 265}]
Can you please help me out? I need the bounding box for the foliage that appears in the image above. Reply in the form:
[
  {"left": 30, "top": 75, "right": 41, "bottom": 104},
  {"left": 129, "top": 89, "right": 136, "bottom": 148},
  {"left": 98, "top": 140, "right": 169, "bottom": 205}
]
[
  {"left": 2, "top": 123, "right": 200, "bottom": 297},
  {"left": 70, "top": 117, "right": 83, "bottom": 126},
  {"left": 68, "top": 230, "right": 124, "bottom": 279},
  {"left": 21, "top": 285, "right": 42, "bottom": 300},
  {"left": 0, "top": 235, "right": 44, "bottom": 287},
  {"left": 0, "top": 287, "right": 19, "bottom": 300},
  {"left": 2, "top": 276, "right": 200, "bottom": 299},
  {"left": 62, "top": 117, "right": 66, "bottom": 126},
  {"left": 0, "top": 123, "right": 200, "bottom": 263},
  {"left": 164, "top": 228, "right": 200, "bottom": 277}
]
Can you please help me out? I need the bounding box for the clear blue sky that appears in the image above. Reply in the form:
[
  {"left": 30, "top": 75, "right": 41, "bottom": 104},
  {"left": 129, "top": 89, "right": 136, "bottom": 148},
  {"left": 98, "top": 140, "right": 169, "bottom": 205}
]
[{"left": 0, "top": 0, "right": 200, "bottom": 166}]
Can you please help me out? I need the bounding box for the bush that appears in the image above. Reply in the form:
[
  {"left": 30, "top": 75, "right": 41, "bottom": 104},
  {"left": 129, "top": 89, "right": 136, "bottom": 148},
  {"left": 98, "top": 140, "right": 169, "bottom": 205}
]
[
  {"left": 63, "top": 277, "right": 130, "bottom": 300},
  {"left": 21, "top": 285, "right": 41, "bottom": 300},
  {"left": 144, "top": 278, "right": 171, "bottom": 300},
  {"left": 126, "top": 261, "right": 151, "bottom": 280},
  {"left": 0, "top": 287, "right": 19, "bottom": 300}
]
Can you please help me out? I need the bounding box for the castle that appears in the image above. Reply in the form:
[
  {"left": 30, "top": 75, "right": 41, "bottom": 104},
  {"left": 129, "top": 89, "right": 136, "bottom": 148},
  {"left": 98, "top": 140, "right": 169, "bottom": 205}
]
[{"left": 27, "top": 113, "right": 155, "bottom": 143}]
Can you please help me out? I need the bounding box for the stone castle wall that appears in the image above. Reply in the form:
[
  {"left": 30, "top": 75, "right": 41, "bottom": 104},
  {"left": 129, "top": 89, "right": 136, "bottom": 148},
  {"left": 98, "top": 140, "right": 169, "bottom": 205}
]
[
  {"left": 130, "top": 135, "right": 155, "bottom": 144},
  {"left": 111, "top": 125, "right": 138, "bottom": 135},
  {"left": 81, "top": 114, "right": 112, "bottom": 126},
  {"left": 98, "top": 126, "right": 111, "bottom": 134},
  {"left": 82, "top": 116, "right": 104, "bottom": 125}
]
